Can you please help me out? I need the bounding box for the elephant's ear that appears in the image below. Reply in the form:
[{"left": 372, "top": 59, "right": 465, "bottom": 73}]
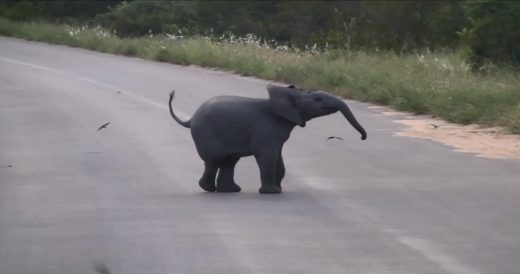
[{"left": 267, "top": 84, "right": 305, "bottom": 127}]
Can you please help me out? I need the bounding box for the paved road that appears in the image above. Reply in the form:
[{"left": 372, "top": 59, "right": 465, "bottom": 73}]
[{"left": 1, "top": 37, "right": 519, "bottom": 274}]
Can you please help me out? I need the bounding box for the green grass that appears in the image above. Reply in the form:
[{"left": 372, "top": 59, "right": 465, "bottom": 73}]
[{"left": 1, "top": 18, "right": 519, "bottom": 133}]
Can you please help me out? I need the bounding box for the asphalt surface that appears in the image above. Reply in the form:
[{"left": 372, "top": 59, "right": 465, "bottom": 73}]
[{"left": 1, "top": 37, "right": 520, "bottom": 274}]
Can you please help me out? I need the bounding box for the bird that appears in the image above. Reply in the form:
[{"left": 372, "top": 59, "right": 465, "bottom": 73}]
[
  {"left": 431, "top": 123, "right": 440, "bottom": 129},
  {"left": 327, "top": 136, "right": 344, "bottom": 141},
  {"left": 287, "top": 85, "right": 296, "bottom": 88},
  {"left": 1, "top": 165, "right": 12, "bottom": 168},
  {"left": 97, "top": 122, "right": 110, "bottom": 131}
]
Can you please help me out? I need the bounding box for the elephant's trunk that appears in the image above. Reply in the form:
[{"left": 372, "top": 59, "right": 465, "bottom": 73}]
[{"left": 336, "top": 99, "right": 367, "bottom": 140}]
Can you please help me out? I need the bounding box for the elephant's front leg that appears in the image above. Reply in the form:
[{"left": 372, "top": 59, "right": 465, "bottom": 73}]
[
  {"left": 275, "top": 152, "right": 285, "bottom": 190},
  {"left": 216, "top": 157, "right": 242, "bottom": 192},
  {"left": 255, "top": 149, "right": 282, "bottom": 194}
]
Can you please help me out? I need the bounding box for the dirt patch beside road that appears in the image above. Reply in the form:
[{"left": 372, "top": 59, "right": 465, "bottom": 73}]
[{"left": 392, "top": 115, "right": 520, "bottom": 160}]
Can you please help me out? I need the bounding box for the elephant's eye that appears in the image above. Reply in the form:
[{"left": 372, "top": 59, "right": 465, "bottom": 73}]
[{"left": 314, "top": 97, "right": 323, "bottom": 102}]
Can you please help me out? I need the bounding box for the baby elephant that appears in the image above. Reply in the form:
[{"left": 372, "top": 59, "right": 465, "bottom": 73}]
[{"left": 169, "top": 84, "right": 367, "bottom": 194}]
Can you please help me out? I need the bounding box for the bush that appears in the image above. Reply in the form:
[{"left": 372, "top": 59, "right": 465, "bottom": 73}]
[
  {"left": 461, "top": 1, "right": 520, "bottom": 67},
  {"left": 95, "top": 1, "right": 196, "bottom": 37}
]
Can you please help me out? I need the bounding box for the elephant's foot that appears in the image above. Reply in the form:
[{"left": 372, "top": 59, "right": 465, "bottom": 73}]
[
  {"left": 259, "top": 185, "right": 282, "bottom": 194},
  {"left": 216, "top": 181, "right": 242, "bottom": 193},
  {"left": 199, "top": 178, "right": 216, "bottom": 192}
]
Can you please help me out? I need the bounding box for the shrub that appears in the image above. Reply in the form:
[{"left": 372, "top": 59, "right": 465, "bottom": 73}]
[
  {"left": 461, "top": 1, "right": 520, "bottom": 67},
  {"left": 95, "top": 1, "right": 195, "bottom": 37}
]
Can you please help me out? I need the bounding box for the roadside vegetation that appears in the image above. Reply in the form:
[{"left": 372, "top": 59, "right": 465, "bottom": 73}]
[{"left": 0, "top": 0, "right": 519, "bottom": 133}]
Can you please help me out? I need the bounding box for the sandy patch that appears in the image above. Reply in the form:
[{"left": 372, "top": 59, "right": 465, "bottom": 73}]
[
  {"left": 382, "top": 111, "right": 410, "bottom": 116},
  {"left": 390, "top": 116, "right": 520, "bottom": 160}
]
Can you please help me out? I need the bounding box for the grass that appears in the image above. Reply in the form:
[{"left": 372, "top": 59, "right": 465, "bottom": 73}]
[{"left": 1, "top": 18, "right": 519, "bottom": 133}]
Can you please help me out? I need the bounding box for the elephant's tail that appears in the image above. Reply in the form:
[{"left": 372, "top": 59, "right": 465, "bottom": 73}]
[{"left": 168, "top": 90, "right": 191, "bottom": 128}]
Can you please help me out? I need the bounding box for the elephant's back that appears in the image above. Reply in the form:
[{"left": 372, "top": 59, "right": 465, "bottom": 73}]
[
  {"left": 193, "top": 96, "right": 267, "bottom": 120},
  {"left": 201, "top": 96, "right": 264, "bottom": 109}
]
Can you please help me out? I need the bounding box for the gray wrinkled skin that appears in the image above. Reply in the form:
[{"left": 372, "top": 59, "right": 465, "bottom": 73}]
[{"left": 169, "top": 84, "right": 366, "bottom": 194}]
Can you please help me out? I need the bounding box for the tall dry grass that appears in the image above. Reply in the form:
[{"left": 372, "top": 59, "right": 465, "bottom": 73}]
[{"left": 1, "top": 18, "right": 519, "bottom": 133}]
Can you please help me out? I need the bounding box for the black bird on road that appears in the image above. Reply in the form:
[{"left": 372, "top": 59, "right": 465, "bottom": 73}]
[
  {"left": 327, "top": 136, "right": 344, "bottom": 141},
  {"left": 97, "top": 122, "right": 110, "bottom": 131}
]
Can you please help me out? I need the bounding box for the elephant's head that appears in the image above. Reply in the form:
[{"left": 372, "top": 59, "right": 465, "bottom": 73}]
[{"left": 267, "top": 84, "right": 367, "bottom": 140}]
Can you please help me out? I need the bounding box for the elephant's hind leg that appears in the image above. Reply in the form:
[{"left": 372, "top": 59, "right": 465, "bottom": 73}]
[
  {"left": 216, "top": 157, "right": 242, "bottom": 193},
  {"left": 199, "top": 162, "right": 218, "bottom": 192}
]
